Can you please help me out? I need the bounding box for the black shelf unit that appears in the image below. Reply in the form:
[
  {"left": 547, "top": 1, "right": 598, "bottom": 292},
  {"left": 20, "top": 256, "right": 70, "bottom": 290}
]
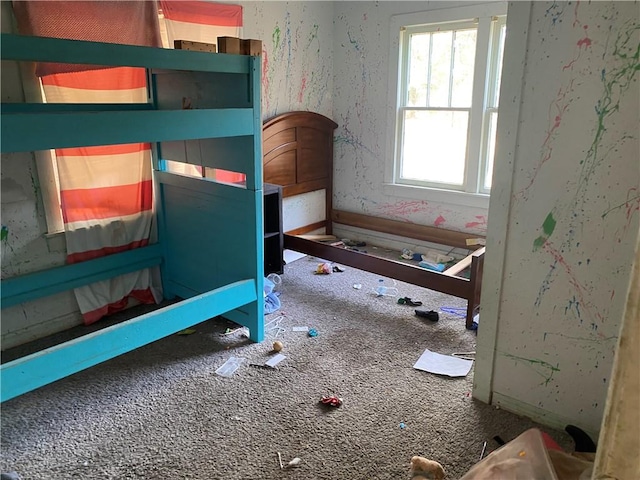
[{"left": 263, "top": 183, "right": 284, "bottom": 275}]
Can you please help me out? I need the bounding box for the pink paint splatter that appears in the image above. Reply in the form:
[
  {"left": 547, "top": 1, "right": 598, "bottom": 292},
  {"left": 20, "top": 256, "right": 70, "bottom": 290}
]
[
  {"left": 297, "top": 74, "right": 307, "bottom": 104},
  {"left": 577, "top": 36, "right": 592, "bottom": 48},
  {"left": 434, "top": 215, "right": 446, "bottom": 227},
  {"left": 261, "top": 49, "right": 270, "bottom": 112},
  {"left": 376, "top": 200, "right": 429, "bottom": 218},
  {"left": 515, "top": 80, "right": 574, "bottom": 200},
  {"left": 543, "top": 242, "right": 604, "bottom": 324},
  {"left": 465, "top": 215, "right": 487, "bottom": 230}
]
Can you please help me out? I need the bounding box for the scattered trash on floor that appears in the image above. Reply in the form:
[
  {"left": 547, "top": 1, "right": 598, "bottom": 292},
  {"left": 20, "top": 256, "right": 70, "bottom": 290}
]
[
  {"left": 215, "top": 356, "right": 244, "bottom": 377},
  {"left": 398, "top": 297, "right": 422, "bottom": 306},
  {"left": 277, "top": 452, "right": 284, "bottom": 469},
  {"left": 341, "top": 238, "right": 366, "bottom": 247},
  {"left": 320, "top": 395, "right": 343, "bottom": 407},
  {"left": 265, "top": 353, "right": 286, "bottom": 368},
  {"left": 413, "top": 348, "right": 473, "bottom": 377},
  {"left": 264, "top": 275, "right": 281, "bottom": 314},
  {"left": 308, "top": 328, "right": 318, "bottom": 337},
  {"left": 265, "top": 314, "right": 286, "bottom": 338},
  {"left": 292, "top": 326, "right": 309, "bottom": 332},
  {"left": 176, "top": 328, "right": 197, "bottom": 335},
  {"left": 266, "top": 273, "right": 282, "bottom": 291},
  {"left": 415, "top": 309, "right": 439, "bottom": 321},
  {"left": 440, "top": 306, "right": 467, "bottom": 318},
  {"left": 249, "top": 363, "right": 276, "bottom": 370},
  {"left": 272, "top": 341, "right": 283, "bottom": 352},
  {"left": 422, "top": 250, "right": 455, "bottom": 264},
  {"left": 220, "top": 326, "right": 246, "bottom": 336},
  {"left": 353, "top": 283, "right": 362, "bottom": 290},
  {"left": 332, "top": 265, "right": 346, "bottom": 272},
  {"left": 372, "top": 278, "right": 399, "bottom": 297},
  {"left": 315, "top": 262, "right": 333, "bottom": 274},
  {"left": 418, "top": 259, "right": 447, "bottom": 272},
  {"left": 399, "top": 422, "right": 406, "bottom": 429},
  {"left": 285, "top": 457, "right": 302, "bottom": 468},
  {"left": 452, "top": 351, "right": 476, "bottom": 361}
]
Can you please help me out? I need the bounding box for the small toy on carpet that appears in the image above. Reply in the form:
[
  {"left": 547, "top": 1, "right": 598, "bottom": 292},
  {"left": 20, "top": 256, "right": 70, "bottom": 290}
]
[
  {"left": 320, "top": 395, "right": 343, "bottom": 407},
  {"left": 409, "top": 456, "right": 445, "bottom": 480}
]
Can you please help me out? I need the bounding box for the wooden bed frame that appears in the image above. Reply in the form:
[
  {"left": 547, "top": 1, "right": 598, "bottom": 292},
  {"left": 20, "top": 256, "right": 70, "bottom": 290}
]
[{"left": 263, "top": 111, "right": 485, "bottom": 329}]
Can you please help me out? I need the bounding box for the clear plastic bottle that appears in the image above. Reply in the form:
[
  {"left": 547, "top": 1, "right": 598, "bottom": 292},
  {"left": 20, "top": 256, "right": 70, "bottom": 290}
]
[{"left": 374, "top": 278, "right": 399, "bottom": 297}]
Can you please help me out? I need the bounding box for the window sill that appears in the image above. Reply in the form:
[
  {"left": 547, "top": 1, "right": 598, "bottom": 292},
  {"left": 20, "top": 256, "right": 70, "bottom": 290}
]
[{"left": 382, "top": 183, "right": 490, "bottom": 209}]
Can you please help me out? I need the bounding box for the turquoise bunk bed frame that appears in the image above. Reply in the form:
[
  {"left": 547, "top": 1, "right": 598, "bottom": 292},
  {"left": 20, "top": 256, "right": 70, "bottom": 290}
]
[{"left": 0, "top": 34, "right": 265, "bottom": 402}]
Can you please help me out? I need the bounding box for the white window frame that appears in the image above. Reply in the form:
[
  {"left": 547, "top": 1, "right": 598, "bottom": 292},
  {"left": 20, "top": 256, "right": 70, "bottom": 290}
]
[{"left": 384, "top": 2, "right": 507, "bottom": 209}]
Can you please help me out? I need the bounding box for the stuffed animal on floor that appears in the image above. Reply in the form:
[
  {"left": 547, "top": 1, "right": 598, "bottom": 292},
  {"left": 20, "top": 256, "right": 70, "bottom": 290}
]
[{"left": 409, "top": 456, "right": 445, "bottom": 480}]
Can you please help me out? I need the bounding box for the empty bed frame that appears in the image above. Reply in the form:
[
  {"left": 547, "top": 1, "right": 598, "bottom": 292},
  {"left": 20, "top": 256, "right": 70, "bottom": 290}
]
[
  {"left": 262, "top": 111, "right": 485, "bottom": 329},
  {"left": 0, "top": 34, "right": 265, "bottom": 402}
]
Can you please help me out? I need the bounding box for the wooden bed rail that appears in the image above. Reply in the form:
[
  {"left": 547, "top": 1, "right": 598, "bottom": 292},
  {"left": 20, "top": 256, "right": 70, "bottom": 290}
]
[
  {"left": 444, "top": 247, "right": 486, "bottom": 277},
  {"left": 331, "top": 210, "right": 484, "bottom": 251}
]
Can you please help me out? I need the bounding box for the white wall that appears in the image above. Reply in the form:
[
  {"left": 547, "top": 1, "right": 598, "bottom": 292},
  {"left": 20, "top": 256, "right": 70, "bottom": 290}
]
[
  {"left": 240, "top": 1, "right": 334, "bottom": 230},
  {"left": 477, "top": 1, "right": 639, "bottom": 436},
  {"left": 1, "top": 1, "right": 334, "bottom": 348},
  {"left": 331, "top": 1, "right": 492, "bottom": 243}
]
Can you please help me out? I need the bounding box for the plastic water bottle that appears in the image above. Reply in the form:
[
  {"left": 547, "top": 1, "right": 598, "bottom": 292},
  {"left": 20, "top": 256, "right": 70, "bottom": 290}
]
[
  {"left": 267, "top": 273, "right": 282, "bottom": 292},
  {"left": 373, "top": 278, "right": 398, "bottom": 297}
]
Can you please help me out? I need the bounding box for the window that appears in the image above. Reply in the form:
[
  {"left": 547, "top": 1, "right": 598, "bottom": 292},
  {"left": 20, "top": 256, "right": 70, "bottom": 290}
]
[{"left": 387, "top": 4, "right": 506, "bottom": 202}]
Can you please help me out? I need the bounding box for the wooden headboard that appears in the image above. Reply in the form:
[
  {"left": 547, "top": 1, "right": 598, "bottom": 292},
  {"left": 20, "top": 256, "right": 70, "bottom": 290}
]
[{"left": 263, "top": 111, "right": 338, "bottom": 234}]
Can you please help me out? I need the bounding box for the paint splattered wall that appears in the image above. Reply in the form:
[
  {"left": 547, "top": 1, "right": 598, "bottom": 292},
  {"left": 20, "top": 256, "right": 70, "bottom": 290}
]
[
  {"left": 332, "top": 1, "right": 491, "bottom": 238},
  {"left": 486, "top": 1, "right": 639, "bottom": 434},
  {"left": 240, "top": 1, "right": 333, "bottom": 120}
]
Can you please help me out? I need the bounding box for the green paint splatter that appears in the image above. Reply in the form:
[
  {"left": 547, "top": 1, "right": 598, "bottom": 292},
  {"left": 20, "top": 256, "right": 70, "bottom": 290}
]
[
  {"left": 533, "top": 235, "right": 547, "bottom": 250},
  {"left": 272, "top": 25, "right": 281, "bottom": 50},
  {"left": 601, "top": 194, "right": 640, "bottom": 218},
  {"left": 574, "top": 21, "right": 639, "bottom": 203},
  {"left": 533, "top": 212, "right": 556, "bottom": 250},
  {"left": 1, "top": 225, "right": 8, "bottom": 242},
  {"left": 502, "top": 352, "right": 560, "bottom": 386},
  {"left": 542, "top": 212, "right": 556, "bottom": 236},
  {"left": 306, "top": 24, "right": 319, "bottom": 50}
]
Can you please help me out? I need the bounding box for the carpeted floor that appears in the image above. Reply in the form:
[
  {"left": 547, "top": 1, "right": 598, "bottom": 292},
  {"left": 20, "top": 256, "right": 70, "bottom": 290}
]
[{"left": 1, "top": 255, "right": 573, "bottom": 479}]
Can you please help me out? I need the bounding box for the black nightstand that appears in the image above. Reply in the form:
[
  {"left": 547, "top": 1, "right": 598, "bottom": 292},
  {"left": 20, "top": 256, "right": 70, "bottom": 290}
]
[{"left": 263, "top": 183, "right": 284, "bottom": 275}]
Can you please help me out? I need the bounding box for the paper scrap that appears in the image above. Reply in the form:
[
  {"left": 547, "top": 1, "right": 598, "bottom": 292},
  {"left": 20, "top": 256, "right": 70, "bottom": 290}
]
[
  {"left": 265, "top": 353, "right": 286, "bottom": 368},
  {"left": 413, "top": 348, "right": 473, "bottom": 377},
  {"left": 292, "top": 326, "right": 309, "bottom": 332}
]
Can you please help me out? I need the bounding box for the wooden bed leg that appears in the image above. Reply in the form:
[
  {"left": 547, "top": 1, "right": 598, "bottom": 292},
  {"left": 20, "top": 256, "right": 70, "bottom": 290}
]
[{"left": 466, "top": 249, "right": 485, "bottom": 329}]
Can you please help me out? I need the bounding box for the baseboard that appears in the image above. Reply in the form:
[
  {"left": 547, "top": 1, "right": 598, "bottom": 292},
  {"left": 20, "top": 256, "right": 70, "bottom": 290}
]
[
  {"left": 1, "top": 312, "right": 82, "bottom": 350},
  {"left": 491, "top": 391, "right": 600, "bottom": 441}
]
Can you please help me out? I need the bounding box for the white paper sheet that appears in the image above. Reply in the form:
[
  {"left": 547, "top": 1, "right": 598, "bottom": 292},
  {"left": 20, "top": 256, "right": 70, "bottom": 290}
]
[{"left": 413, "top": 348, "right": 473, "bottom": 377}]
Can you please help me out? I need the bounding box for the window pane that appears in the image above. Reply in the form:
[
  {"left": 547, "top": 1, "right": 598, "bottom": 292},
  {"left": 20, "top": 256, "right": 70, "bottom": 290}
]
[
  {"left": 451, "top": 28, "right": 477, "bottom": 107},
  {"left": 491, "top": 24, "right": 507, "bottom": 107},
  {"left": 428, "top": 30, "right": 453, "bottom": 107},
  {"left": 484, "top": 111, "right": 498, "bottom": 190},
  {"left": 401, "top": 110, "right": 469, "bottom": 185},
  {"left": 407, "top": 33, "right": 430, "bottom": 107}
]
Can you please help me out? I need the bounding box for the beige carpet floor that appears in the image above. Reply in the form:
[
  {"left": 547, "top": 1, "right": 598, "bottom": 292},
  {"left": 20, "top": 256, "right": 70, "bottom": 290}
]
[{"left": 1, "top": 254, "right": 573, "bottom": 479}]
